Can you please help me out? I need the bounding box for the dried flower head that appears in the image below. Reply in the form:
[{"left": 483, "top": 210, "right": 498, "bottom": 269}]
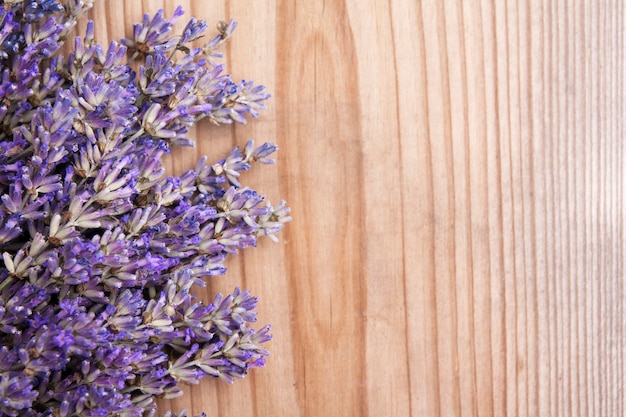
[{"left": 0, "top": 1, "right": 289, "bottom": 416}]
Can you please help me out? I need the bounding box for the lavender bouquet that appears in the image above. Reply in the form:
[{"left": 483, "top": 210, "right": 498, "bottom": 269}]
[{"left": 0, "top": 1, "right": 290, "bottom": 416}]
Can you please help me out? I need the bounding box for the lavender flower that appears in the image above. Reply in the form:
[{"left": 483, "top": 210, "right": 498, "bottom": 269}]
[
  {"left": 0, "top": 372, "right": 38, "bottom": 415},
  {"left": 202, "top": 19, "right": 238, "bottom": 67},
  {"left": 0, "top": 2, "right": 288, "bottom": 416},
  {"left": 122, "top": 6, "right": 185, "bottom": 57}
]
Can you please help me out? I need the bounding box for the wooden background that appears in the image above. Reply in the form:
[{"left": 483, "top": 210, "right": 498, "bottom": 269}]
[{"left": 89, "top": 1, "right": 625, "bottom": 416}]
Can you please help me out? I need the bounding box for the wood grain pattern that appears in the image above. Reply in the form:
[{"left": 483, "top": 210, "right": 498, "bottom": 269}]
[{"left": 90, "top": 1, "right": 625, "bottom": 415}]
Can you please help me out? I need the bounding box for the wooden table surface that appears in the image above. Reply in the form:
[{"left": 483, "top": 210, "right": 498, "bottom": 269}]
[{"left": 92, "top": 1, "right": 625, "bottom": 416}]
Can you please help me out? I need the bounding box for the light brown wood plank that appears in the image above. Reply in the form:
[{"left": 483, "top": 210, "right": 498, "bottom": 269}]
[{"left": 84, "top": 1, "right": 626, "bottom": 415}]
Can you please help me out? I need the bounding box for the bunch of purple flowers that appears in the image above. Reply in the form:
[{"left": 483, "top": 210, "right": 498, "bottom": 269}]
[{"left": 0, "top": 1, "right": 290, "bottom": 416}]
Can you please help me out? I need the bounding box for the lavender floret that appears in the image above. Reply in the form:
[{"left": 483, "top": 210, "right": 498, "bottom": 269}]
[{"left": 0, "top": 2, "right": 288, "bottom": 416}]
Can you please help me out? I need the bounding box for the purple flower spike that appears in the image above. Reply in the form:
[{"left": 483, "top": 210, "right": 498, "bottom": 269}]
[
  {"left": 122, "top": 6, "right": 185, "bottom": 56},
  {"left": 0, "top": 372, "right": 38, "bottom": 415},
  {"left": 0, "top": 2, "right": 289, "bottom": 416}
]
